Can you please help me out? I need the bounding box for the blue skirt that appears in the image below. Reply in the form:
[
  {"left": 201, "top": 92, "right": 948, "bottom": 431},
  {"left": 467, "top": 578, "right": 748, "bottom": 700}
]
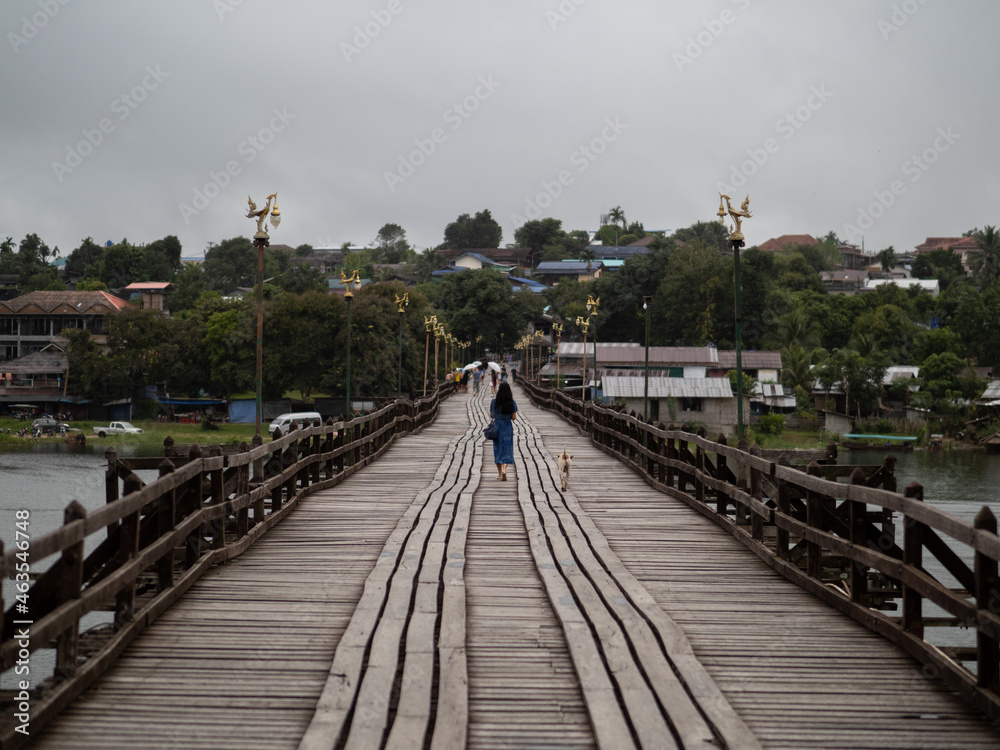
[
  {"left": 493, "top": 416, "right": 514, "bottom": 464},
  {"left": 492, "top": 415, "right": 515, "bottom": 464}
]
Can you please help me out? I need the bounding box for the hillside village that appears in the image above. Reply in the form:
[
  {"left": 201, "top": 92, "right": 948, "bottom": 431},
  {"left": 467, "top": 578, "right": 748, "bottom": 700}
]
[{"left": 1, "top": 212, "right": 999, "bottom": 444}]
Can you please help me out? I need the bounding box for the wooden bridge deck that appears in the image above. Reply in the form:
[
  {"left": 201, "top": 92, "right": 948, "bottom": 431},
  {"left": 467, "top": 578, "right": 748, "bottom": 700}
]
[{"left": 29, "top": 385, "right": 1000, "bottom": 749}]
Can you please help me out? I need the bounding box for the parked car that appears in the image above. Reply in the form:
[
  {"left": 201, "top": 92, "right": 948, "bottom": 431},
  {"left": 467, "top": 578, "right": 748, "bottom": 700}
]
[
  {"left": 31, "top": 417, "right": 69, "bottom": 435},
  {"left": 92, "top": 421, "right": 144, "bottom": 437}
]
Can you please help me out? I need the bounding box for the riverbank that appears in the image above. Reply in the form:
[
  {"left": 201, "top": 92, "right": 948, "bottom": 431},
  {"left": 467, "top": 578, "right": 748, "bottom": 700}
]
[{"left": 0, "top": 418, "right": 259, "bottom": 450}]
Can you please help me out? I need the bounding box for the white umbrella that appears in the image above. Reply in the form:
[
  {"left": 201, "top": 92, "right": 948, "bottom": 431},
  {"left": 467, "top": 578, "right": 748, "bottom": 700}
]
[
  {"left": 487, "top": 361, "right": 501, "bottom": 372},
  {"left": 463, "top": 363, "right": 477, "bottom": 371}
]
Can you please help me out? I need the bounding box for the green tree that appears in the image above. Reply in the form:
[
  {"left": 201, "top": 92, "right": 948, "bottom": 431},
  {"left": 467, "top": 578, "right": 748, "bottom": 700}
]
[
  {"left": 65, "top": 237, "right": 105, "bottom": 279},
  {"left": 169, "top": 263, "right": 207, "bottom": 314},
  {"left": 408, "top": 248, "right": 445, "bottom": 282},
  {"left": 673, "top": 221, "right": 728, "bottom": 253},
  {"left": 203, "top": 237, "right": 260, "bottom": 291},
  {"left": 970, "top": 225, "right": 1000, "bottom": 287},
  {"left": 608, "top": 206, "right": 626, "bottom": 230},
  {"left": 268, "top": 290, "right": 345, "bottom": 399},
  {"left": 99, "top": 240, "right": 147, "bottom": 287},
  {"left": 144, "top": 235, "right": 183, "bottom": 281},
  {"left": 442, "top": 209, "right": 502, "bottom": 250},
  {"left": 911, "top": 247, "right": 965, "bottom": 291},
  {"left": 655, "top": 241, "right": 728, "bottom": 345},
  {"left": 877, "top": 246, "right": 896, "bottom": 276},
  {"left": 204, "top": 308, "right": 249, "bottom": 397},
  {"left": 424, "top": 268, "right": 536, "bottom": 353},
  {"left": 514, "top": 218, "right": 565, "bottom": 266},
  {"left": 372, "top": 223, "right": 412, "bottom": 264}
]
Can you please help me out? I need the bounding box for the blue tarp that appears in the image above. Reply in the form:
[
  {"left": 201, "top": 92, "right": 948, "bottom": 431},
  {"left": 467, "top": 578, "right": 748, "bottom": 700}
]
[
  {"left": 159, "top": 398, "right": 227, "bottom": 405},
  {"left": 229, "top": 400, "right": 257, "bottom": 424}
]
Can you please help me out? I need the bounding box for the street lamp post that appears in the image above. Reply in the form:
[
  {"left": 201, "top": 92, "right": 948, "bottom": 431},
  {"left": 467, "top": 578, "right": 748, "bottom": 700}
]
[
  {"left": 535, "top": 330, "right": 544, "bottom": 383},
  {"left": 342, "top": 270, "right": 361, "bottom": 416},
  {"left": 643, "top": 296, "right": 651, "bottom": 422},
  {"left": 587, "top": 295, "right": 600, "bottom": 400},
  {"left": 244, "top": 193, "right": 281, "bottom": 440},
  {"left": 718, "top": 194, "right": 753, "bottom": 441},
  {"left": 395, "top": 293, "right": 409, "bottom": 397},
  {"left": 553, "top": 323, "right": 563, "bottom": 389},
  {"left": 433, "top": 325, "right": 442, "bottom": 388},
  {"left": 576, "top": 316, "right": 590, "bottom": 401},
  {"left": 423, "top": 315, "right": 435, "bottom": 397}
]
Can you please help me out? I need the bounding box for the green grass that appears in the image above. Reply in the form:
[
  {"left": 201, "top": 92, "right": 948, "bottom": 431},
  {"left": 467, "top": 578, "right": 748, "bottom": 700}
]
[{"left": 0, "top": 418, "right": 259, "bottom": 449}]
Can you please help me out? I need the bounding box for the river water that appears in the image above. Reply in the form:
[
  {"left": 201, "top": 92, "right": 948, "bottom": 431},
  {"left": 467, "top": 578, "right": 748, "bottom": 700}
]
[{"left": 1, "top": 444, "right": 999, "bottom": 687}]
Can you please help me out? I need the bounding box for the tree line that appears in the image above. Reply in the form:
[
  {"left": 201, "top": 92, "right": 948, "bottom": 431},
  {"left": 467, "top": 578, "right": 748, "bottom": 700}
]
[{"left": 6, "top": 212, "right": 1000, "bottom": 431}]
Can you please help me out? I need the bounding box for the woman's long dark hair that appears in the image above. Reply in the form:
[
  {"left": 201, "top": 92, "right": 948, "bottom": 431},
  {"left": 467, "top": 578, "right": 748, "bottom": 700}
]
[{"left": 494, "top": 382, "right": 515, "bottom": 415}]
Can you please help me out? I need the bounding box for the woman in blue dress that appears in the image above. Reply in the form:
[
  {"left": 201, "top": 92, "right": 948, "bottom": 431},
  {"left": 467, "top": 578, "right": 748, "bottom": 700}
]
[{"left": 489, "top": 381, "right": 518, "bottom": 481}]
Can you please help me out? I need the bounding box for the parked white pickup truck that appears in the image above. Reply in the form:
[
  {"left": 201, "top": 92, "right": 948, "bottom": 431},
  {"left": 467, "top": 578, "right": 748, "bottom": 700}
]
[{"left": 93, "top": 421, "right": 144, "bottom": 437}]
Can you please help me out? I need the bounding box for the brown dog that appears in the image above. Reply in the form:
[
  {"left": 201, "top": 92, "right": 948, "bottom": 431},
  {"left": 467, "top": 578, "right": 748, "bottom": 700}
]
[{"left": 557, "top": 449, "right": 572, "bottom": 491}]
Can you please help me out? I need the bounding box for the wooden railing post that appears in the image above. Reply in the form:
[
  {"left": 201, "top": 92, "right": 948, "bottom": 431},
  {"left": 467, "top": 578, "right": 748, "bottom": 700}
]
[
  {"left": 157, "top": 459, "right": 176, "bottom": 592},
  {"left": 975, "top": 506, "right": 1000, "bottom": 690},
  {"left": 776, "top": 457, "right": 791, "bottom": 560},
  {"left": 185, "top": 445, "right": 203, "bottom": 568},
  {"left": 55, "top": 501, "right": 86, "bottom": 679},
  {"left": 284, "top": 425, "right": 299, "bottom": 503},
  {"left": 208, "top": 446, "right": 225, "bottom": 550},
  {"left": 749, "top": 444, "right": 764, "bottom": 540},
  {"left": 334, "top": 417, "right": 345, "bottom": 475},
  {"left": 902, "top": 482, "right": 924, "bottom": 639},
  {"left": 665, "top": 425, "right": 676, "bottom": 489},
  {"left": 115, "top": 474, "right": 143, "bottom": 628},
  {"left": 715, "top": 434, "right": 728, "bottom": 515},
  {"left": 695, "top": 427, "right": 706, "bottom": 504},
  {"left": 849, "top": 467, "right": 869, "bottom": 604},
  {"left": 805, "top": 462, "right": 823, "bottom": 580},
  {"left": 105, "top": 447, "right": 119, "bottom": 539},
  {"left": 236, "top": 443, "right": 250, "bottom": 538},
  {"left": 251, "top": 433, "right": 264, "bottom": 526},
  {"left": 310, "top": 420, "right": 321, "bottom": 485},
  {"left": 735, "top": 437, "right": 750, "bottom": 526}
]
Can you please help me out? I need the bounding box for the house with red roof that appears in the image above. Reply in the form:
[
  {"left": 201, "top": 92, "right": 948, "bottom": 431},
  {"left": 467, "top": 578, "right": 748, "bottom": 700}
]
[
  {"left": 0, "top": 290, "right": 131, "bottom": 361},
  {"left": 914, "top": 236, "right": 979, "bottom": 271},
  {"left": 757, "top": 234, "right": 818, "bottom": 252}
]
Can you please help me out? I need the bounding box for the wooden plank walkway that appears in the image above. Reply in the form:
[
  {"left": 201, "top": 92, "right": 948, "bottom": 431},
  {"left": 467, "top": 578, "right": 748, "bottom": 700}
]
[{"left": 27, "top": 383, "right": 1000, "bottom": 749}]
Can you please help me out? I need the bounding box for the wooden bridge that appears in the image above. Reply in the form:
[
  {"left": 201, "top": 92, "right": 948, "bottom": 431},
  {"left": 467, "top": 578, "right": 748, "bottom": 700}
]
[{"left": 4, "top": 381, "right": 1000, "bottom": 748}]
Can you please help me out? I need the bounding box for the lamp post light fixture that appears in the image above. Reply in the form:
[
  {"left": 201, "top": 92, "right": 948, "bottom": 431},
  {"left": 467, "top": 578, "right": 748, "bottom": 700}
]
[
  {"left": 718, "top": 193, "right": 752, "bottom": 441},
  {"left": 534, "top": 330, "right": 544, "bottom": 383},
  {"left": 643, "top": 296, "right": 651, "bottom": 422},
  {"left": 586, "top": 295, "right": 600, "bottom": 400},
  {"left": 576, "top": 315, "right": 590, "bottom": 401},
  {"left": 552, "top": 323, "right": 563, "bottom": 389},
  {"left": 433, "top": 324, "right": 443, "bottom": 388},
  {"left": 342, "top": 269, "right": 361, "bottom": 416},
  {"left": 395, "top": 293, "right": 409, "bottom": 396},
  {"left": 423, "top": 315, "right": 435, "bottom": 397},
  {"left": 245, "top": 193, "right": 281, "bottom": 440},
  {"left": 643, "top": 295, "right": 651, "bottom": 471}
]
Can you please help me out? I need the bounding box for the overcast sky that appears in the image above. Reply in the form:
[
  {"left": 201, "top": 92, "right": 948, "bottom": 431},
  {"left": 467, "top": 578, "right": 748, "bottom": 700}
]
[{"left": 2, "top": 1, "right": 996, "bottom": 259}]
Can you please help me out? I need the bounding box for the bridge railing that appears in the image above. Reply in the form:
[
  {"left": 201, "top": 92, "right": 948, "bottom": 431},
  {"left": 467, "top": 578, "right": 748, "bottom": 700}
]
[
  {"left": 0, "top": 383, "right": 453, "bottom": 748},
  {"left": 518, "top": 377, "right": 1000, "bottom": 722}
]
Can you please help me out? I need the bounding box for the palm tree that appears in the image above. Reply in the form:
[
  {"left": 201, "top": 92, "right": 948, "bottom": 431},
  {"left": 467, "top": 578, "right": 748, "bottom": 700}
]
[
  {"left": 971, "top": 225, "right": 1000, "bottom": 286},
  {"left": 876, "top": 246, "right": 896, "bottom": 277},
  {"left": 850, "top": 330, "right": 879, "bottom": 358},
  {"left": 608, "top": 206, "right": 626, "bottom": 231},
  {"left": 781, "top": 345, "right": 814, "bottom": 393},
  {"left": 765, "top": 308, "right": 821, "bottom": 350}
]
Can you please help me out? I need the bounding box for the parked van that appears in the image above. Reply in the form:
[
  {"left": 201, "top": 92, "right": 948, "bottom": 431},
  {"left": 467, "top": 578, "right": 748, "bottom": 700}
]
[{"left": 267, "top": 411, "right": 322, "bottom": 435}]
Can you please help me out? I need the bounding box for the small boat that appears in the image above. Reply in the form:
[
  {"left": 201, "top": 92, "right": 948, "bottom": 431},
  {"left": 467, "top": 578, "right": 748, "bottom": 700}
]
[
  {"left": 842, "top": 433, "right": 917, "bottom": 451},
  {"left": 65, "top": 432, "right": 86, "bottom": 444}
]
